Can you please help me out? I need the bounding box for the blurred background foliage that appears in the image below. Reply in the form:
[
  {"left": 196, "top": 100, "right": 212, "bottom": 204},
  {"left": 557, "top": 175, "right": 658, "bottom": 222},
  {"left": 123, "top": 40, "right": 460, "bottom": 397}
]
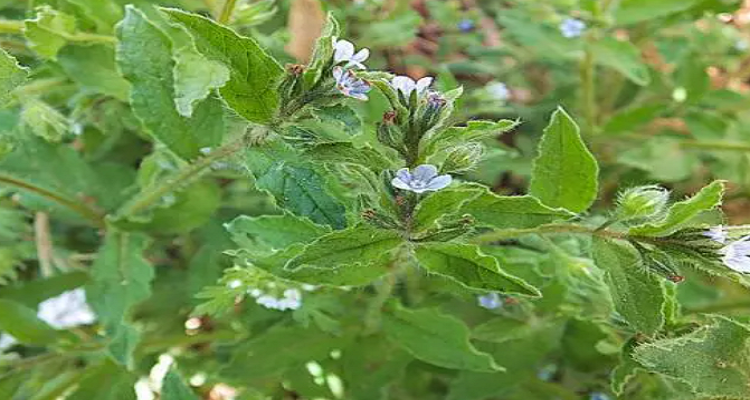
[{"left": 2, "top": 0, "right": 750, "bottom": 399}]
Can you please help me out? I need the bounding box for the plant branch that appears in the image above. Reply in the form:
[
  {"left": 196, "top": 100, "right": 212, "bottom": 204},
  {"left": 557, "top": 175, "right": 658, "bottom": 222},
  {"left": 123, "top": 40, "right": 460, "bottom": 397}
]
[
  {"left": 471, "top": 223, "right": 627, "bottom": 244},
  {"left": 113, "top": 134, "right": 252, "bottom": 220},
  {"left": 0, "top": 174, "right": 106, "bottom": 228},
  {"left": 581, "top": 41, "right": 597, "bottom": 137},
  {"left": 0, "top": 19, "right": 22, "bottom": 34},
  {"left": 216, "top": 0, "right": 238, "bottom": 24}
]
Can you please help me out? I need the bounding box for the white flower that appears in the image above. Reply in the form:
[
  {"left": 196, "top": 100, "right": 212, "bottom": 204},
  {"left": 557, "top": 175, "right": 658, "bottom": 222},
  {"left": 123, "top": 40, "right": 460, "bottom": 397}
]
[
  {"left": 391, "top": 164, "right": 452, "bottom": 193},
  {"left": 487, "top": 82, "right": 510, "bottom": 101},
  {"left": 333, "top": 38, "right": 370, "bottom": 69},
  {"left": 333, "top": 67, "right": 371, "bottom": 101},
  {"left": 477, "top": 292, "right": 502, "bottom": 310},
  {"left": 227, "top": 279, "right": 242, "bottom": 289},
  {"left": 391, "top": 75, "right": 433, "bottom": 98},
  {"left": 705, "top": 225, "right": 728, "bottom": 244},
  {"left": 254, "top": 288, "right": 303, "bottom": 311},
  {"left": 37, "top": 288, "right": 96, "bottom": 329},
  {"left": 0, "top": 333, "right": 16, "bottom": 351},
  {"left": 560, "top": 18, "right": 586, "bottom": 38},
  {"left": 720, "top": 236, "right": 750, "bottom": 273}
]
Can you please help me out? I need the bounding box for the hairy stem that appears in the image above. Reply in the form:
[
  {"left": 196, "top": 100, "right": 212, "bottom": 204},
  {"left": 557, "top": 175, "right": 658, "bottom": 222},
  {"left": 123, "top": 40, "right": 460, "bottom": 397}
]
[
  {"left": 0, "top": 174, "right": 106, "bottom": 228},
  {"left": 113, "top": 134, "right": 252, "bottom": 220},
  {"left": 581, "top": 41, "right": 597, "bottom": 137}
]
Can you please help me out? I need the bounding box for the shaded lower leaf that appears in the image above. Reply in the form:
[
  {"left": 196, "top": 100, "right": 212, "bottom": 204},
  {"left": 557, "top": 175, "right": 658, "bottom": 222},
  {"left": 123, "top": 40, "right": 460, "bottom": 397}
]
[{"left": 383, "top": 304, "right": 502, "bottom": 373}]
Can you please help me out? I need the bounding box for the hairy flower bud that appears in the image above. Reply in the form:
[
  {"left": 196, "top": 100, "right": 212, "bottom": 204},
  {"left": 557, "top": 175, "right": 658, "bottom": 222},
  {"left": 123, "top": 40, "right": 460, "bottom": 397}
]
[
  {"left": 443, "top": 143, "right": 484, "bottom": 173},
  {"left": 615, "top": 185, "right": 669, "bottom": 223},
  {"left": 277, "top": 64, "right": 306, "bottom": 102},
  {"left": 377, "top": 111, "right": 404, "bottom": 150}
]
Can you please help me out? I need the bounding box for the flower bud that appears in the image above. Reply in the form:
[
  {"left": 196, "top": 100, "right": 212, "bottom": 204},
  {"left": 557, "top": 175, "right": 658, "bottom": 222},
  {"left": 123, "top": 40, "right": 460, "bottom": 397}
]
[
  {"left": 420, "top": 91, "right": 448, "bottom": 131},
  {"left": 442, "top": 143, "right": 483, "bottom": 173},
  {"left": 377, "top": 111, "right": 404, "bottom": 150},
  {"left": 277, "top": 64, "right": 306, "bottom": 102},
  {"left": 361, "top": 208, "right": 400, "bottom": 229},
  {"left": 615, "top": 185, "right": 669, "bottom": 222}
]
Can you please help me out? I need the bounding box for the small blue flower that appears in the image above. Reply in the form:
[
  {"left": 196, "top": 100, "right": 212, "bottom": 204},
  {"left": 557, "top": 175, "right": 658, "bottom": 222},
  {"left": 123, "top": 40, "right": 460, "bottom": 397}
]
[
  {"left": 589, "top": 392, "right": 611, "bottom": 400},
  {"left": 333, "top": 38, "right": 370, "bottom": 69},
  {"left": 560, "top": 18, "right": 586, "bottom": 38},
  {"left": 477, "top": 292, "right": 502, "bottom": 310},
  {"left": 705, "top": 225, "right": 727, "bottom": 244},
  {"left": 391, "top": 164, "right": 452, "bottom": 193},
  {"left": 720, "top": 236, "right": 750, "bottom": 273},
  {"left": 333, "top": 66, "right": 371, "bottom": 101},
  {"left": 458, "top": 19, "right": 475, "bottom": 32}
]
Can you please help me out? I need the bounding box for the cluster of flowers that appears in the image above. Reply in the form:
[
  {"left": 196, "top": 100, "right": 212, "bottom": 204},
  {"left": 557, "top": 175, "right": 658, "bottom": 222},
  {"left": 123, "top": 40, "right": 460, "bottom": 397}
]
[
  {"left": 705, "top": 226, "right": 750, "bottom": 273},
  {"left": 1, "top": 288, "right": 96, "bottom": 352},
  {"left": 229, "top": 279, "right": 307, "bottom": 311}
]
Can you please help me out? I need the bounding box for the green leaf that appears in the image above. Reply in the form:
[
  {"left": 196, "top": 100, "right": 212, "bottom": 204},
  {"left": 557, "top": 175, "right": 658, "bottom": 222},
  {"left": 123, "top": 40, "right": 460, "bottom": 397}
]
[
  {"left": 0, "top": 48, "right": 28, "bottom": 106},
  {"left": 164, "top": 8, "right": 283, "bottom": 124},
  {"left": 592, "top": 37, "right": 650, "bottom": 86},
  {"left": 424, "top": 119, "right": 519, "bottom": 158},
  {"left": 285, "top": 224, "right": 404, "bottom": 272},
  {"left": 611, "top": 338, "right": 643, "bottom": 395},
  {"left": 223, "top": 325, "right": 342, "bottom": 381},
  {"left": 0, "top": 271, "right": 89, "bottom": 307},
  {"left": 414, "top": 242, "right": 540, "bottom": 297},
  {"left": 602, "top": 103, "right": 662, "bottom": 135},
  {"left": 0, "top": 299, "right": 61, "bottom": 345},
  {"left": 162, "top": 369, "right": 199, "bottom": 400},
  {"left": 303, "top": 142, "right": 392, "bottom": 172},
  {"left": 633, "top": 316, "right": 750, "bottom": 398},
  {"left": 614, "top": 0, "right": 705, "bottom": 25},
  {"left": 226, "top": 213, "right": 330, "bottom": 251},
  {"left": 173, "top": 46, "right": 230, "bottom": 117},
  {"left": 629, "top": 181, "right": 724, "bottom": 237},
  {"left": 65, "top": 0, "right": 122, "bottom": 34},
  {"left": 253, "top": 161, "right": 348, "bottom": 229},
  {"left": 462, "top": 191, "right": 573, "bottom": 229},
  {"left": 67, "top": 360, "right": 137, "bottom": 400},
  {"left": 20, "top": 98, "right": 69, "bottom": 142},
  {"left": 341, "top": 336, "right": 412, "bottom": 400},
  {"left": 117, "top": 6, "right": 224, "bottom": 160},
  {"left": 87, "top": 230, "right": 154, "bottom": 365},
  {"left": 57, "top": 44, "right": 130, "bottom": 101},
  {"left": 24, "top": 6, "right": 77, "bottom": 59},
  {"left": 592, "top": 237, "right": 665, "bottom": 335},
  {"left": 412, "top": 186, "right": 483, "bottom": 232},
  {"left": 530, "top": 108, "right": 598, "bottom": 213},
  {"left": 383, "top": 305, "right": 502, "bottom": 372}
]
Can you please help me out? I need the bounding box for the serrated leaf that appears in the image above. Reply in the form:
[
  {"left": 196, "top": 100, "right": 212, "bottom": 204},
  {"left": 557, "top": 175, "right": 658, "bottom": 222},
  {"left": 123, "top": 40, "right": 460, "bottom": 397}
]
[
  {"left": 530, "top": 108, "right": 598, "bottom": 213},
  {"left": 117, "top": 6, "right": 224, "bottom": 160},
  {"left": 164, "top": 8, "right": 283, "bottom": 123},
  {"left": 226, "top": 213, "right": 330, "bottom": 251},
  {"left": 633, "top": 316, "right": 750, "bottom": 398},
  {"left": 424, "top": 119, "right": 519, "bottom": 159},
  {"left": 0, "top": 299, "right": 62, "bottom": 345},
  {"left": 58, "top": 44, "right": 130, "bottom": 101},
  {"left": 592, "top": 37, "right": 650, "bottom": 86},
  {"left": 412, "top": 186, "right": 483, "bottom": 232},
  {"left": 303, "top": 142, "right": 392, "bottom": 172},
  {"left": 414, "top": 242, "right": 540, "bottom": 297},
  {"left": 285, "top": 225, "right": 404, "bottom": 271},
  {"left": 462, "top": 191, "right": 574, "bottom": 229},
  {"left": 162, "top": 369, "right": 199, "bottom": 400},
  {"left": 383, "top": 305, "right": 502, "bottom": 372},
  {"left": 592, "top": 237, "right": 665, "bottom": 335},
  {"left": 0, "top": 48, "right": 28, "bottom": 106},
  {"left": 629, "top": 181, "right": 724, "bottom": 237},
  {"left": 611, "top": 337, "right": 643, "bottom": 395},
  {"left": 24, "top": 6, "right": 77, "bottom": 59},
  {"left": 87, "top": 230, "right": 154, "bottom": 366},
  {"left": 173, "top": 47, "right": 230, "bottom": 117}
]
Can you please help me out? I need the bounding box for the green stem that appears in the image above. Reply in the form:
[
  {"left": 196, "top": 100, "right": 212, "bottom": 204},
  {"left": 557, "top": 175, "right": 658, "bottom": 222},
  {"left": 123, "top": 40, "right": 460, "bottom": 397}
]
[
  {"left": 684, "top": 300, "right": 750, "bottom": 315},
  {"left": 0, "top": 19, "right": 22, "bottom": 34},
  {"left": 65, "top": 32, "right": 116, "bottom": 44},
  {"left": 113, "top": 135, "right": 251, "bottom": 220},
  {"left": 471, "top": 223, "right": 627, "bottom": 244},
  {"left": 581, "top": 41, "right": 597, "bottom": 137},
  {"left": 216, "top": 0, "right": 238, "bottom": 24},
  {"left": 0, "top": 174, "right": 106, "bottom": 228}
]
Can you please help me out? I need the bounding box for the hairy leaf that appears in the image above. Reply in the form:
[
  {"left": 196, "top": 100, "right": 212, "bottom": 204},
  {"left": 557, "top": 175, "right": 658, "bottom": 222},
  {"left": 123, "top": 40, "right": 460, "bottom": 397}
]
[
  {"left": 413, "top": 186, "right": 483, "bottom": 232},
  {"left": 592, "top": 237, "right": 665, "bottom": 335},
  {"left": 462, "top": 191, "right": 573, "bottom": 229},
  {"left": 164, "top": 8, "right": 283, "bottom": 123},
  {"left": 0, "top": 48, "right": 28, "bottom": 106},
  {"left": 383, "top": 305, "right": 502, "bottom": 372},
  {"left": 58, "top": 44, "right": 130, "bottom": 101},
  {"left": 414, "top": 242, "right": 540, "bottom": 296},
  {"left": 117, "top": 6, "right": 224, "bottom": 159},
  {"left": 530, "top": 108, "right": 598, "bottom": 213}
]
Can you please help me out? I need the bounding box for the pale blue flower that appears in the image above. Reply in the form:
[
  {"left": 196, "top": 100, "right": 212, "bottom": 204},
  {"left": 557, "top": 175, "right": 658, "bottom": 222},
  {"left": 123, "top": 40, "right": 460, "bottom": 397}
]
[
  {"left": 333, "top": 66, "right": 371, "bottom": 101},
  {"left": 560, "top": 18, "right": 586, "bottom": 38},
  {"left": 458, "top": 19, "right": 475, "bottom": 32},
  {"left": 477, "top": 292, "right": 502, "bottom": 309},
  {"left": 705, "top": 225, "right": 728, "bottom": 244},
  {"left": 37, "top": 288, "right": 96, "bottom": 329},
  {"left": 720, "top": 236, "right": 750, "bottom": 273},
  {"left": 487, "top": 81, "right": 510, "bottom": 101},
  {"left": 391, "top": 75, "right": 433, "bottom": 97},
  {"left": 333, "top": 38, "right": 370, "bottom": 69},
  {"left": 392, "top": 164, "right": 452, "bottom": 193}
]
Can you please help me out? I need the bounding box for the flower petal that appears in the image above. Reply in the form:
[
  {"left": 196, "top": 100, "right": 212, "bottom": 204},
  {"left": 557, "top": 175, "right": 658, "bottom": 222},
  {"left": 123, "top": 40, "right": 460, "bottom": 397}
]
[
  {"left": 391, "top": 177, "right": 412, "bottom": 191},
  {"left": 352, "top": 48, "right": 370, "bottom": 63},
  {"left": 415, "top": 77, "right": 434, "bottom": 94},
  {"left": 392, "top": 76, "right": 416, "bottom": 95},
  {"left": 395, "top": 168, "right": 412, "bottom": 183},
  {"left": 333, "top": 40, "right": 355, "bottom": 62},
  {"left": 426, "top": 174, "right": 452, "bottom": 191},
  {"left": 412, "top": 164, "right": 438, "bottom": 181},
  {"left": 333, "top": 66, "right": 345, "bottom": 81}
]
